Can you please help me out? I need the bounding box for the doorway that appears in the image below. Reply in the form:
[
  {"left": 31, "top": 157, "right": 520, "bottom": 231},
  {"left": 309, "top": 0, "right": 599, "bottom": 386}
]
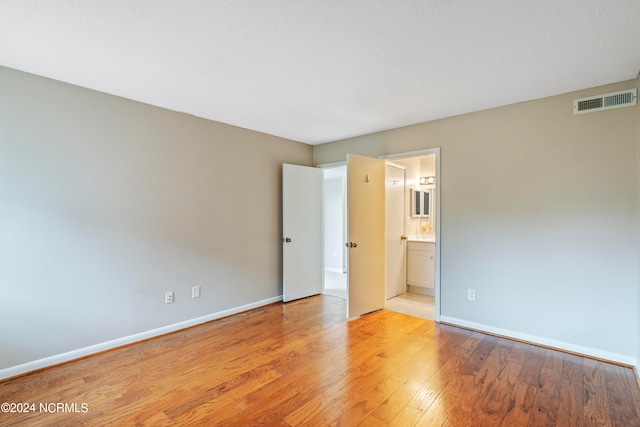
[
  {"left": 383, "top": 153, "right": 437, "bottom": 320},
  {"left": 320, "top": 149, "right": 440, "bottom": 321},
  {"left": 322, "top": 165, "right": 347, "bottom": 299}
]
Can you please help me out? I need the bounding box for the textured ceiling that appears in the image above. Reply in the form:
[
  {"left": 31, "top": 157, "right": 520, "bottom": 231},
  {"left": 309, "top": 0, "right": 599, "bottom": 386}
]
[{"left": 1, "top": 1, "right": 639, "bottom": 145}]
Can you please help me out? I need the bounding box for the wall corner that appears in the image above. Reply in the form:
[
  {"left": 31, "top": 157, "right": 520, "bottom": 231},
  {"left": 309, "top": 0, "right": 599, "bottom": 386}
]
[{"left": 636, "top": 70, "right": 640, "bottom": 374}]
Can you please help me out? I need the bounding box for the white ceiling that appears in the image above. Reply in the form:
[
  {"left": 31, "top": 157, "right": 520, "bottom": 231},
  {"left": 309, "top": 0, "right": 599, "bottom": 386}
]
[{"left": 1, "top": 1, "right": 639, "bottom": 145}]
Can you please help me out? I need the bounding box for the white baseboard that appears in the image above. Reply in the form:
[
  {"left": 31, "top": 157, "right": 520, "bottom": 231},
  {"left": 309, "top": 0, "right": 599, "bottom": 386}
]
[
  {"left": 439, "top": 316, "right": 637, "bottom": 367},
  {"left": 322, "top": 289, "right": 346, "bottom": 300},
  {"left": 0, "top": 296, "right": 283, "bottom": 381},
  {"left": 407, "top": 285, "right": 434, "bottom": 296}
]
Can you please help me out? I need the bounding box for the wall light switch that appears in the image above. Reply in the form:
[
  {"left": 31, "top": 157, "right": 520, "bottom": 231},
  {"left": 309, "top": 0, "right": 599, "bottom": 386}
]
[{"left": 192, "top": 286, "right": 201, "bottom": 299}]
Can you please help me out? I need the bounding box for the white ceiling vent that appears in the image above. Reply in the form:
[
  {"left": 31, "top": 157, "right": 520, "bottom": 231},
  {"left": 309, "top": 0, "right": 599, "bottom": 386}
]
[{"left": 573, "top": 88, "right": 637, "bottom": 115}]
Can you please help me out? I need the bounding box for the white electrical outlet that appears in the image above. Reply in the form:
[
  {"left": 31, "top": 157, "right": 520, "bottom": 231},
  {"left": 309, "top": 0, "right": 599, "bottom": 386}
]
[
  {"left": 467, "top": 289, "right": 476, "bottom": 301},
  {"left": 165, "top": 291, "right": 174, "bottom": 304},
  {"left": 192, "top": 286, "right": 201, "bottom": 299}
]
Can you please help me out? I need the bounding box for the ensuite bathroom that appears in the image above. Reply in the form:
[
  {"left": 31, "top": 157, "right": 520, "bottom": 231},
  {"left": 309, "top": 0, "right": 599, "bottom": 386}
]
[{"left": 322, "top": 154, "right": 437, "bottom": 319}]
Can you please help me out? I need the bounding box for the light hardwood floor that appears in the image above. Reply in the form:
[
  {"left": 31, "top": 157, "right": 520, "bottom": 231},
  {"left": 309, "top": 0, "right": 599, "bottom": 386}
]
[{"left": 1, "top": 295, "right": 639, "bottom": 426}]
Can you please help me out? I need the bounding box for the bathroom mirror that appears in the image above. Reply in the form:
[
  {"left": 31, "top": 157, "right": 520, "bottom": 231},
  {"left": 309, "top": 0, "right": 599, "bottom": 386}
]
[
  {"left": 422, "top": 189, "right": 430, "bottom": 217},
  {"left": 411, "top": 188, "right": 431, "bottom": 217},
  {"left": 411, "top": 188, "right": 421, "bottom": 217}
]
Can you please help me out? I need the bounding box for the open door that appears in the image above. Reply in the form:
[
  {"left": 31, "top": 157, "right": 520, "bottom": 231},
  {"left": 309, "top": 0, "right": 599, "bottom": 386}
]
[
  {"left": 386, "top": 163, "right": 406, "bottom": 299},
  {"left": 282, "top": 164, "right": 323, "bottom": 302},
  {"left": 346, "top": 154, "right": 386, "bottom": 318}
]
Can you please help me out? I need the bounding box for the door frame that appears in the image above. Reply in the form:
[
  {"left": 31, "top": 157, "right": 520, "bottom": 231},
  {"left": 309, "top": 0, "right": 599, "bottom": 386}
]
[
  {"left": 318, "top": 148, "right": 441, "bottom": 322},
  {"left": 380, "top": 148, "right": 441, "bottom": 322}
]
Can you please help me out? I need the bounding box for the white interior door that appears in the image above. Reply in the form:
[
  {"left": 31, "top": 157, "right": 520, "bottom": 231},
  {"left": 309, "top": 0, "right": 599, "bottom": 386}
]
[
  {"left": 346, "top": 154, "right": 386, "bottom": 318},
  {"left": 282, "top": 164, "right": 323, "bottom": 302},
  {"left": 385, "top": 164, "right": 406, "bottom": 299}
]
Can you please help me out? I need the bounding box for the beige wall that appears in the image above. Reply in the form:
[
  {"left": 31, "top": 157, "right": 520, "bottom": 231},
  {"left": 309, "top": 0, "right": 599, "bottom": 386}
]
[
  {"left": 0, "top": 66, "right": 312, "bottom": 374},
  {"left": 315, "top": 79, "right": 639, "bottom": 363},
  {"left": 637, "top": 72, "right": 640, "bottom": 373}
]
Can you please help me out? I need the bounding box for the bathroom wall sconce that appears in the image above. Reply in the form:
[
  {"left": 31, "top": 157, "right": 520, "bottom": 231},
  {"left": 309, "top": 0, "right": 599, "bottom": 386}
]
[{"left": 420, "top": 176, "right": 436, "bottom": 185}]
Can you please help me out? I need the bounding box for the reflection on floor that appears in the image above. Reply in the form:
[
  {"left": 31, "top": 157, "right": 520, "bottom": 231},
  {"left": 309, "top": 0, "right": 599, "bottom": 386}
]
[
  {"left": 324, "top": 270, "right": 346, "bottom": 299},
  {"left": 324, "top": 269, "right": 435, "bottom": 320},
  {"left": 386, "top": 292, "right": 435, "bottom": 320}
]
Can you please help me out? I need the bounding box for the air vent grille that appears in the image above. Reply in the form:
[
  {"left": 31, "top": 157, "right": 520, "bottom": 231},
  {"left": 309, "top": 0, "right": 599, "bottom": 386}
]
[
  {"left": 574, "top": 88, "right": 637, "bottom": 114},
  {"left": 604, "top": 91, "right": 634, "bottom": 107}
]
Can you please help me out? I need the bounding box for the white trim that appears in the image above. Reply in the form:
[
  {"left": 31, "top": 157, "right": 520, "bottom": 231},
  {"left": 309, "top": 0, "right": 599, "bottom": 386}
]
[
  {"left": 323, "top": 289, "right": 346, "bottom": 300},
  {"left": 0, "top": 296, "right": 283, "bottom": 381},
  {"left": 317, "top": 160, "right": 347, "bottom": 169},
  {"left": 407, "top": 285, "right": 434, "bottom": 296},
  {"left": 324, "top": 267, "right": 344, "bottom": 273},
  {"left": 385, "top": 161, "right": 406, "bottom": 170},
  {"left": 440, "top": 315, "right": 637, "bottom": 367},
  {"left": 380, "top": 148, "right": 440, "bottom": 158}
]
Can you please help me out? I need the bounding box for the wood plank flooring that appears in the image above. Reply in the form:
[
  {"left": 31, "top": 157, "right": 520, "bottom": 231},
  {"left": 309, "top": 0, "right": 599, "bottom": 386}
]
[{"left": 1, "top": 295, "right": 639, "bottom": 426}]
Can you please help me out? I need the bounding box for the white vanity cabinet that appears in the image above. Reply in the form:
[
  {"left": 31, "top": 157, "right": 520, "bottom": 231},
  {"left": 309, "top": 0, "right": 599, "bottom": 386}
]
[{"left": 406, "top": 241, "right": 435, "bottom": 294}]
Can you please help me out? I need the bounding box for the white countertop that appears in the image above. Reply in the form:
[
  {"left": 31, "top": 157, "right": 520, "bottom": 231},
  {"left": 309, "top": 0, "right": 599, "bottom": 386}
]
[{"left": 407, "top": 234, "right": 436, "bottom": 243}]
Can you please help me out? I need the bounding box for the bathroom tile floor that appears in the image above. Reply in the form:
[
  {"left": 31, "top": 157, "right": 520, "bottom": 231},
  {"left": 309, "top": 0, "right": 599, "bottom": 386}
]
[
  {"left": 386, "top": 292, "right": 435, "bottom": 320},
  {"left": 323, "top": 269, "right": 435, "bottom": 320}
]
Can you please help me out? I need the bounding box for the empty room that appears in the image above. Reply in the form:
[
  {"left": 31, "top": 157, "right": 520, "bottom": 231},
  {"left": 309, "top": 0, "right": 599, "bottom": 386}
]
[{"left": 1, "top": 2, "right": 640, "bottom": 426}]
